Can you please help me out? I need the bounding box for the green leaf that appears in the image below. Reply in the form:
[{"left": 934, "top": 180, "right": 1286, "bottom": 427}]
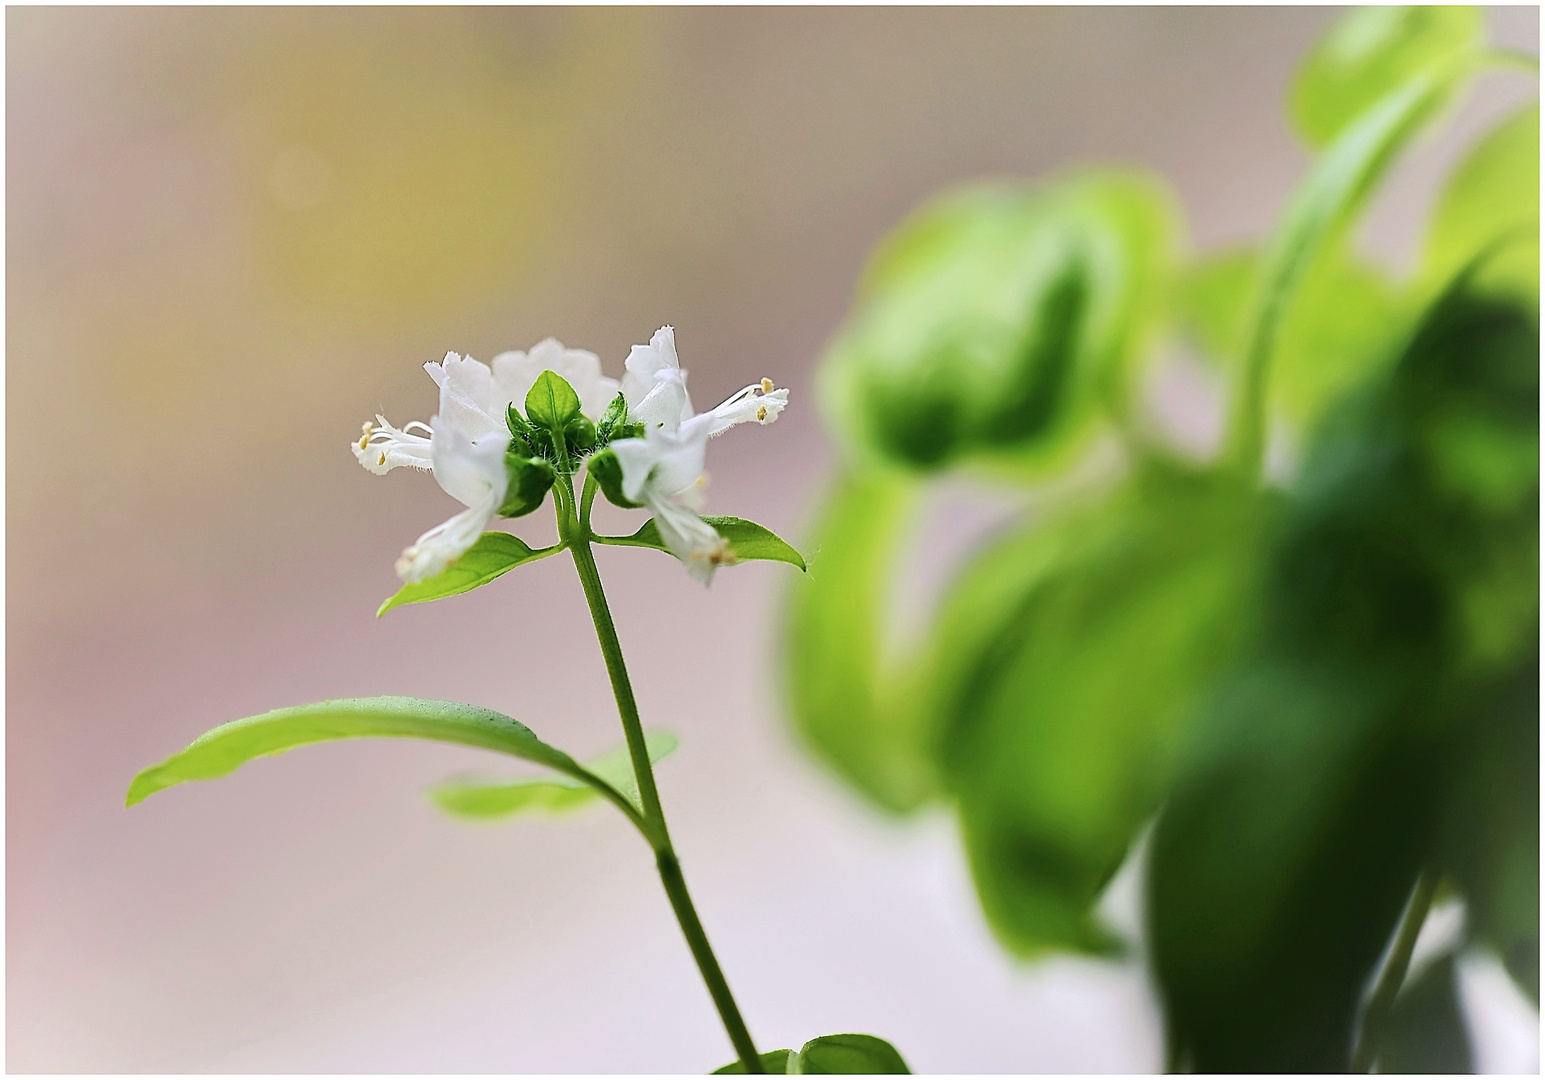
[
  {"left": 1149, "top": 660, "right": 1443, "bottom": 1072},
  {"left": 711, "top": 1050, "right": 794, "bottom": 1074},
  {"left": 601, "top": 516, "right": 806, "bottom": 571},
  {"left": 525, "top": 369, "right": 583, "bottom": 430},
  {"left": 781, "top": 470, "right": 934, "bottom": 813},
  {"left": 793, "top": 1034, "right": 909, "bottom": 1074},
  {"left": 431, "top": 730, "right": 679, "bottom": 819},
  {"left": 819, "top": 170, "right": 1178, "bottom": 472},
  {"left": 1377, "top": 952, "right": 1475, "bottom": 1073},
  {"left": 938, "top": 464, "right": 1268, "bottom": 956},
  {"left": 1291, "top": 6, "right": 1483, "bottom": 148},
  {"left": 498, "top": 453, "right": 557, "bottom": 518},
  {"left": 125, "top": 697, "right": 645, "bottom": 829},
  {"left": 587, "top": 448, "right": 642, "bottom": 509},
  {"left": 377, "top": 532, "right": 562, "bottom": 616},
  {"left": 1424, "top": 103, "right": 1540, "bottom": 307}
]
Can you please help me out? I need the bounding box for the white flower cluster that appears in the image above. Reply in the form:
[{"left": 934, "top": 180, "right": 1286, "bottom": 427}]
[{"left": 355, "top": 328, "right": 787, "bottom": 584}]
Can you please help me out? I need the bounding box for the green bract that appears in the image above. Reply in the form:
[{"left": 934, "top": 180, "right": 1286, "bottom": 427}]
[
  {"left": 525, "top": 368, "right": 584, "bottom": 431},
  {"left": 820, "top": 170, "right": 1176, "bottom": 472},
  {"left": 1291, "top": 5, "right": 1483, "bottom": 148}
]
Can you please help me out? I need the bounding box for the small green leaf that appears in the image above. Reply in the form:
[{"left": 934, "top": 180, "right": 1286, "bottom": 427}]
[
  {"left": 712, "top": 1050, "right": 794, "bottom": 1074},
  {"left": 1377, "top": 953, "right": 1475, "bottom": 1073},
  {"left": 525, "top": 369, "right": 583, "bottom": 430},
  {"left": 587, "top": 448, "right": 642, "bottom": 509},
  {"left": 781, "top": 470, "right": 933, "bottom": 814},
  {"left": 498, "top": 454, "right": 557, "bottom": 518},
  {"left": 125, "top": 697, "right": 644, "bottom": 830},
  {"left": 1291, "top": 6, "right": 1483, "bottom": 148},
  {"left": 601, "top": 516, "right": 806, "bottom": 571},
  {"left": 794, "top": 1034, "right": 909, "bottom": 1074},
  {"left": 377, "top": 532, "right": 562, "bottom": 616},
  {"left": 431, "top": 730, "right": 679, "bottom": 819}
]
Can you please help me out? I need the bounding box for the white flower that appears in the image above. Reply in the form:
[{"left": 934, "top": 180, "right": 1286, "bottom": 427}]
[
  {"left": 353, "top": 340, "right": 619, "bottom": 584},
  {"left": 607, "top": 326, "right": 789, "bottom": 584}
]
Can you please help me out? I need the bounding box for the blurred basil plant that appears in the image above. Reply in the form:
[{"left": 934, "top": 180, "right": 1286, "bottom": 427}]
[{"left": 784, "top": 7, "right": 1537, "bottom": 1071}]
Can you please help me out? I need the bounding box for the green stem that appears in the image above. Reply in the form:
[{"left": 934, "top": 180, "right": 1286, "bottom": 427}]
[
  {"left": 556, "top": 475, "right": 764, "bottom": 1073},
  {"left": 1351, "top": 868, "right": 1438, "bottom": 1073}
]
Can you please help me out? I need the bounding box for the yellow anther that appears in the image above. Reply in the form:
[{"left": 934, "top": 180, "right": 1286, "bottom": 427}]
[
  {"left": 378, "top": 452, "right": 387, "bottom": 466},
  {"left": 756, "top": 405, "right": 768, "bottom": 421},
  {"left": 760, "top": 378, "right": 774, "bottom": 394}
]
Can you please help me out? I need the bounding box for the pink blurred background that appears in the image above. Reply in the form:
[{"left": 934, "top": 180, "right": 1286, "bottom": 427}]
[{"left": 7, "top": 7, "right": 1539, "bottom": 1072}]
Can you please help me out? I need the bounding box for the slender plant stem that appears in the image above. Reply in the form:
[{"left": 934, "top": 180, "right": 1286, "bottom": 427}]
[
  {"left": 556, "top": 475, "right": 764, "bottom": 1073},
  {"left": 1351, "top": 867, "right": 1438, "bottom": 1073}
]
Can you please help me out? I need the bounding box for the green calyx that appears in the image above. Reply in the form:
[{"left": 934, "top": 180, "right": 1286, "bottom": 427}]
[{"left": 588, "top": 447, "right": 643, "bottom": 509}]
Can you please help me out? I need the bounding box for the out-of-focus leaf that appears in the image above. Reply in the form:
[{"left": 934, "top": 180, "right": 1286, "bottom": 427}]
[
  {"left": 1176, "top": 246, "right": 1256, "bottom": 368},
  {"left": 1150, "top": 659, "right": 1443, "bottom": 1072},
  {"left": 793, "top": 1034, "right": 909, "bottom": 1074},
  {"left": 1424, "top": 103, "right": 1540, "bottom": 305},
  {"left": 938, "top": 464, "right": 1268, "bottom": 955},
  {"left": 126, "top": 697, "right": 644, "bottom": 829},
  {"left": 1291, "top": 6, "right": 1483, "bottom": 148},
  {"left": 1151, "top": 262, "right": 1535, "bottom": 1070},
  {"left": 1395, "top": 274, "right": 1539, "bottom": 676},
  {"left": 377, "top": 532, "right": 562, "bottom": 616},
  {"left": 781, "top": 470, "right": 933, "bottom": 813},
  {"left": 712, "top": 1050, "right": 793, "bottom": 1074},
  {"left": 1438, "top": 653, "right": 1539, "bottom": 1002},
  {"left": 430, "top": 730, "right": 678, "bottom": 819},
  {"left": 599, "top": 516, "right": 805, "bottom": 571},
  {"left": 1377, "top": 953, "right": 1475, "bottom": 1073},
  {"left": 1181, "top": 245, "right": 1408, "bottom": 436},
  {"left": 820, "top": 170, "right": 1177, "bottom": 472},
  {"left": 1229, "top": 71, "right": 1451, "bottom": 464}
]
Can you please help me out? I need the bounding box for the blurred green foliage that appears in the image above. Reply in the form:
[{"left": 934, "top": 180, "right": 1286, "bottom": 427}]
[{"left": 784, "top": 7, "right": 1537, "bottom": 1071}]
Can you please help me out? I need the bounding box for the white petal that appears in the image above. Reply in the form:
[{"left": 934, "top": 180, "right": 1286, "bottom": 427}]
[
  {"left": 693, "top": 381, "right": 790, "bottom": 439},
  {"left": 622, "top": 326, "right": 693, "bottom": 431},
  {"left": 642, "top": 488, "right": 734, "bottom": 586},
  {"left": 395, "top": 488, "right": 502, "bottom": 584},
  {"left": 430, "top": 412, "right": 510, "bottom": 510},
  {"left": 425, "top": 352, "right": 505, "bottom": 441},
  {"left": 609, "top": 424, "right": 709, "bottom": 502},
  {"left": 353, "top": 415, "right": 434, "bottom": 474},
  {"left": 492, "top": 338, "right": 621, "bottom": 421}
]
